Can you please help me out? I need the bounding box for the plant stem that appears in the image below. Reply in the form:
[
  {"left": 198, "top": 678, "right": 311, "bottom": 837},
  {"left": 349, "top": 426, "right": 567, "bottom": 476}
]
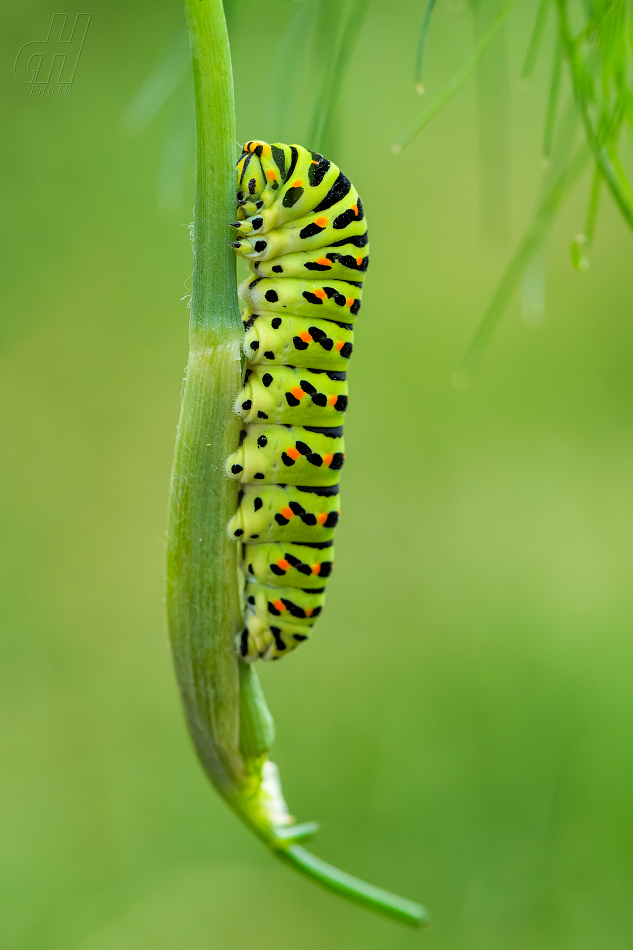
[
  {"left": 167, "top": 0, "right": 428, "bottom": 927},
  {"left": 167, "top": 0, "right": 245, "bottom": 799},
  {"left": 279, "top": 846, "right": 429, "bottom": 927}
]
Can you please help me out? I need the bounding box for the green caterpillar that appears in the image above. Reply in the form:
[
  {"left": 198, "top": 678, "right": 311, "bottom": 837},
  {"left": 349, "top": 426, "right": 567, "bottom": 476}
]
[{"left": 225, "top": 140, "right": 368, "bottom": 663}]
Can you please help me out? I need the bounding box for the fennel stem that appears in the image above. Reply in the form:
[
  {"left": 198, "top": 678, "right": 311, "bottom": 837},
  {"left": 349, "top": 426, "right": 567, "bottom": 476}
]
[{"left": 166, "top": 0, "right": 427, "bottom": 927}]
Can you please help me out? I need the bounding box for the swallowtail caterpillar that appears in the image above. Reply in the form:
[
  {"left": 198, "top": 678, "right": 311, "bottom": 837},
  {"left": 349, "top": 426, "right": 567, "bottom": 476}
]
[{"left": 225, "top": 141, "right": 368, "bottom": 663}]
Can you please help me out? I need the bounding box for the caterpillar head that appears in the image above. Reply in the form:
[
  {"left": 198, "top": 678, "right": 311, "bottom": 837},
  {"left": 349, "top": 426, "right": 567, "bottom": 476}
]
[{"left": 236, "top": 140, "right": 286, "bottom": 214}]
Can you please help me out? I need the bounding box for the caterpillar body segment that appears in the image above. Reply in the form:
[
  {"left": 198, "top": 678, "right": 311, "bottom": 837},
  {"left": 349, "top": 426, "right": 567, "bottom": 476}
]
[
  {"left": 246, "top": 245, "right": 368, "bottom": 282},
  {"left": 242, "top": 313, "right": 354, "bottom": 371},
  {"left": 226, "top": 423, "right": 344, "bottom": 486},
  {"left": 235, "top": 365, "right": 348, "bottom": 426},
  {"left": 227, "top": 484, "right": 340, "bottom": 544},
  {"left": 227, "top": 141, "right": 368, "bottom": 662},
  {"left": 244, "top": 541, "right": 334, "bottom": 589},
  {"left": 231, "top": 203, "right": 367, "bottom": 259},
  {"left": 240, "top": 276, "right": 362, "bottom": 322}
]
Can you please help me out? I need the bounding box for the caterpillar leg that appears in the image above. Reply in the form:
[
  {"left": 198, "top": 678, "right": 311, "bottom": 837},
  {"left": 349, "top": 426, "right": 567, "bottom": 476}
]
[
  {"left": 238, "top": 581, "right": 326, "bottom": 662},
  {"left": 239, "top": 615, "right": 310, "bottom": 662}
]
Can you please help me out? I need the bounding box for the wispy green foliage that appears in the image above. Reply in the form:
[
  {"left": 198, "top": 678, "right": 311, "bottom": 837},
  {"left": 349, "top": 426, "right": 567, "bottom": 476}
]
[
  {"left": 123, "top": 24, "right": 189, "bottom": 132},
  {"left": 392, "top": 0, "right": 517, "bottom": 154},
  {"left": 521, "top": 0, "right": 551, "bottom": 79},
  {"left": 557, "top": 0, "right": 633, "bottom": 230},
  {"left": 470, "top": 0, "right": 512, "bottom": 243},
  {"left": 456, "top": 144, "right": 590, "bottom": 379},
  {"left": 571, "top": 163, "right": 602, "bottom": 270},
  {"left": 268, "top": 1, "right": 320, "bottom": 143},
  {"left": 306, "top": 0, "right": 369, "bottom": 155},
  {"left": 415, "top": 0, "right": 438, "bottom": 95},
  {"left": 542, "top": 38, "right": 563, "bottom": 158},
  {"left": 123, "top": 19, "right": 192, "bottom": 213},
  {"left": 398, "top": 0, "right": 633, "bottom": 374},
  {"left": 126, "top": 0, "right": 369, "bottom": 205}
]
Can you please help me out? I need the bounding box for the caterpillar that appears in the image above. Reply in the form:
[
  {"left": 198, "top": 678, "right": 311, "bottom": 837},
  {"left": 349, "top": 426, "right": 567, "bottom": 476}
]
[{"left": 225, "top": 141, "right": 368, "bottom": 663}]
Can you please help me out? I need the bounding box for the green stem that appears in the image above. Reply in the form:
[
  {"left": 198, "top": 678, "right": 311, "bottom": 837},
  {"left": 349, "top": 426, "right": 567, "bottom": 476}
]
[
  {"left": 167, "top": 0, "right": 428, "bottom": 928},
  {"left": 279, "top": 846, "right": 429, "bottom": 928},
  {"left": 167, "top": 0, "right": 244, "bottom": 797}
]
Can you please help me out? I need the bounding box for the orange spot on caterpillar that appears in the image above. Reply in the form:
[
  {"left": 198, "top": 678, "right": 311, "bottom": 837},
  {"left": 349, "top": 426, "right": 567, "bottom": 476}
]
[
  {"left": 290, "top": 386, "right": 305, "bottom": 399},
  {"left": 316, "top": 513, "right": 327, "bottom": 525},
  {"left": 299, "top": 330, "right": 312, "bottom": 343},
  {"left": 277, "top": 559, "right": 290, "bottom": 571},
  {"left": 292, "top": 179, "right": 302, "bottom": 187},
  {"left": 351, "top": 203, "right": 358, "bottom": 215},
  {"left": 273, "top": 599, "right": 285, "bottom": 612},
  {"left": 315, "top": 216, "right": 328, "bottom": 227},
  {"left": 356, "top": 257, "right": 363, "bottom": 266},
  {"left": 311, "top": 564, "right": 321, "bottom": 575},
  {"left": 280, "top": 507, "right": 294, "bottom": 519},
  {"left": 346, "top": 297, "right": 354, "bottom": 308},
  {"left": 335, "top": 340, "right": 344, "bottom": 351},
  {"left": 316, "top": 257, "right": 331, "bottom": 267},
  {"left": 314, "top": 288, "right": 327, "bottom": 300},
  {"left": 266, "top": 170, "right": 277, "bottom": 181},
  {"left": 286, "top": 447, "right": 300, "bottom": 460},
  {"left": 305, "top": 608, "right": 314, "bottom": 616},
  {"left": 328, "top": 395, "right": 337, "bottom": 406},
  {"left": 323, "top": 453, "right": 333, "bottom": 466}
]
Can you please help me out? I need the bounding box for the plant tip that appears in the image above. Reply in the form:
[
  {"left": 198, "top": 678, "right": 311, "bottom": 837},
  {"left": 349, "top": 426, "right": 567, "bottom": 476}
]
[
  {"left": 416, "top": 82, "right": 425, "bottom": 95},
  {"left": 391, "top": 142, "right": 402, "bottom": 155},
  {"left": 570, "top": 235, "right": 590, "bottom": 272}
]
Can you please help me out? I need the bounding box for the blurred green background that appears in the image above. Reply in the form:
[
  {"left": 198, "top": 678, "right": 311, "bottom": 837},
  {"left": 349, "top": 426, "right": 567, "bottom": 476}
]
[{"left": 3, "top": 1, "right": 633, "bottom": 947}]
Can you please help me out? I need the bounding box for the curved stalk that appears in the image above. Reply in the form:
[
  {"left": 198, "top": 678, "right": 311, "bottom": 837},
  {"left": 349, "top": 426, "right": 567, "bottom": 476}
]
[
  {"left": 167, "top": 0, "right": 245, "bottom": 801},
  {"left": 166, "top": 0, "right": 427, "bottom": 928}
]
